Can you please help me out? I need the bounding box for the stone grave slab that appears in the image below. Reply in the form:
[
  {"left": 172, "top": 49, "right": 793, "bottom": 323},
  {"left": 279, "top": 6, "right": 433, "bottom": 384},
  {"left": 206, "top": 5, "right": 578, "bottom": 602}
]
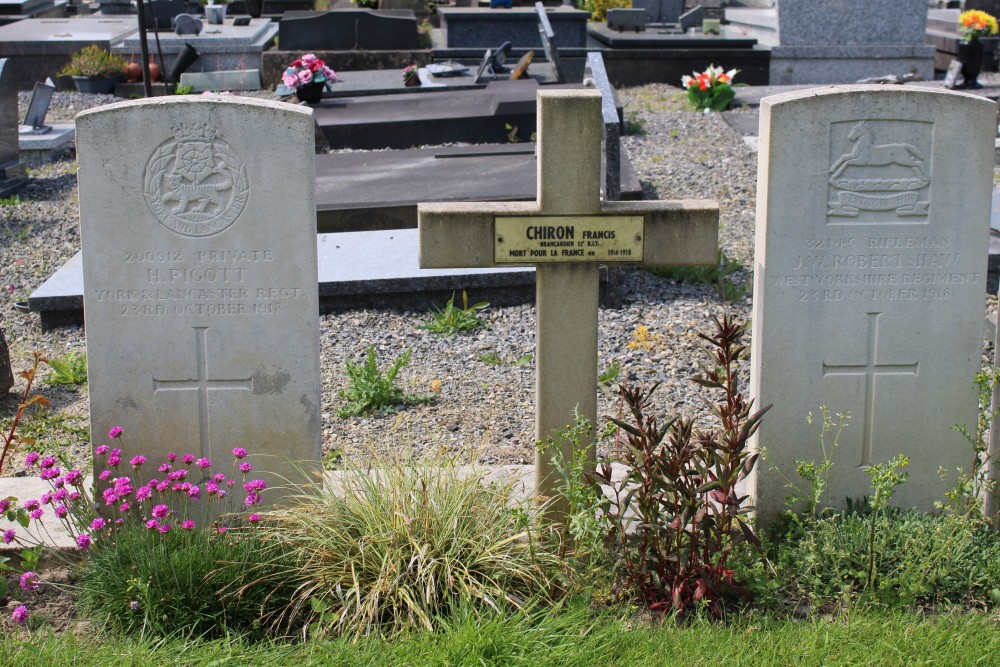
[
  {"left": 76, "top": 96, "right": 322, "bottom": 501},
  {"left": 0, "top": 58, "right": 28, "bottom": 196},
  {"left": 312, "top": 79, "right": 606, "bottom": 150},
  {"left": 749, "top": 86, "right": 995, "bottom": 524},
  {"left": 438, "top": 7, "right": 588, "bottom": 49},
  {"left": 0, "top": 0, "right": 66, "bottom": 27},
  {"left": 278, "top": 9, "right": 419, "bottom": 52},
  {"left": 114, "top": 18, "right": 277, "bottom": 73},
  {"left": 419, "top": 88, "right": 718, "bottom": 512},
  {"left": 0, "top": 18, "right": 138, "bottom": 89},
  {"left": 179, "top": 68, "right": 262, "bottom": 92}
]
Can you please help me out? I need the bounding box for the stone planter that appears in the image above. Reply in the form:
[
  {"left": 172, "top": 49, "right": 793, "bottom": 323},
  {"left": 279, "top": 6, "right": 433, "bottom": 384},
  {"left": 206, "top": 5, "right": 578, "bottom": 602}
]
[{"left": 72, "top": 75, "right": 117, "bottom": 94}]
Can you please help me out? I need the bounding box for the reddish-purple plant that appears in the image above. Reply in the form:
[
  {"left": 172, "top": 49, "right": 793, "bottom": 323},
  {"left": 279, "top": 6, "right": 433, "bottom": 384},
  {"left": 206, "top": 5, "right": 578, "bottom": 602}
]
[
  {"left": 588, "top": 313, "right": 769, "bottom": 618},
  {"left": 0, "top": 352, "right": 50, "bottom": 474}
]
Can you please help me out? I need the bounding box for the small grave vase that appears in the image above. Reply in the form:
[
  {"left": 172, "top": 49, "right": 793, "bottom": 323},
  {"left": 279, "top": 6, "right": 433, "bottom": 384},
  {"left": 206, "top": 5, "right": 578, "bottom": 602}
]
[
  {"left": 204, "top": 3, "right": 227, "bottom": 24},
  {"left": 296, "top": 82, "right": 325, "bottom": 104},
  {"left": 958, "top": 39, "right": 985, "bottom": 89}
]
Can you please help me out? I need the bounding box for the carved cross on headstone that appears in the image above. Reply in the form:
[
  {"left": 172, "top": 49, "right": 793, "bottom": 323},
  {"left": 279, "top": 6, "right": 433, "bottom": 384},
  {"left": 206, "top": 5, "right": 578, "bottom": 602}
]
[
  {"left": 152, "top": 326, "right": 253, "bottom": 461},
  {"left": 822, "top": 312, "right": 919, "bottom": 468},
  {"left": 419, "top": 89, "right": 719, "bottom": 510}
]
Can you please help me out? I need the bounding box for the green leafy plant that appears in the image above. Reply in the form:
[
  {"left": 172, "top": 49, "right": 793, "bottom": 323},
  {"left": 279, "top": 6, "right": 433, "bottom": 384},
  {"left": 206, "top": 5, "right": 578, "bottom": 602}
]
[
  {"left": 864, "top": 454, "right": 909, "bottom": 590},
  {"left": 479, "top": 351, "right": 533, "bottom": 367},
  {"left": 505, "top": 122, "right": 521, "bottom": 143},
  {"left": 946, "top": 367, "right": 998, "bottom": 515},
  {"left": 647, "top": 250, "right": 749, "bottom": 301},
  {"left": 783, "top": 407, "right": 850, "bottom": 521},
  {"left": 257, "top": 449, "right": 560, "bottom": 638},
  {"left": 337, "top": 346, "right": 433, "bottom": 417},
  {"left": 421, "top": 291, "right": 489, "bottom": 338},
  {"left": 587, "top": 0, "right": 629, "bottom": 22},
  {"left": 597, "top": 360, "right": 620, "bottom": 394},
  {"left": 58, "top": 45, "right": 128, "bottom": 78},
  {"left": 588, "top": 313, "right": 769, "bottom": 618},
  {"left": 173, "top": 83, "right": 194, "bottom": 95},
  {"left": 623, "top": 113, "right": 646, "bottom": 136},
  {"left": 42, "top": 350, "right": 87, "bottom": 387}
]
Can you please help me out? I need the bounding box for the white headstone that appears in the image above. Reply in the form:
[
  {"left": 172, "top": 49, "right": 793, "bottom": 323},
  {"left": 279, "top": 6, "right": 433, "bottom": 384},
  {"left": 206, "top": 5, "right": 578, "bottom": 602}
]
[
  {"left": 750, "top": 85, "right": 996, "bottom": 524},
  {"left": 77, "top": 97, "right": 322, "bottom": 501}
]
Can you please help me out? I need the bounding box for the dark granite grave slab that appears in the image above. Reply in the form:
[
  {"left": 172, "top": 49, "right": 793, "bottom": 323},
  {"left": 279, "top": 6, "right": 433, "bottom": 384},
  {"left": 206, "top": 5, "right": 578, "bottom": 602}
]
[
  {"left": 597, "top": 45, "right": 769, "bottom": 87},
  {"left": 314, "top": 142, "right": 641, "bottom": 233},
  {"left": 312, "top": 79, "right": 610, "bottom": 150},
  {"left": 278, "top": 9, "right": 419, "bottom": 52},
  {"left": 438, "top": 7, "right": 588, "bottom": 49}
]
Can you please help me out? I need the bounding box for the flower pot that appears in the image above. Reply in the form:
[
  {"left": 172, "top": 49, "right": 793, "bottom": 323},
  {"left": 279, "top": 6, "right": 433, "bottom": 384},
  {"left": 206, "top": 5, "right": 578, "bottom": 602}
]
[
  {"left": 958, "top": 39, "right": 985, "bottom": 89},
  {"left": 404, "top": 76, "right": 420, "bottom": 87},
  {"left": 72, "top": 75, "right": 117, "bottom": 95},
  {"left": 296, "top": 81, "right": 325, "bottom": 104},
  {"left": 204, "top": 3, "right": 226, "bottom": 24}
]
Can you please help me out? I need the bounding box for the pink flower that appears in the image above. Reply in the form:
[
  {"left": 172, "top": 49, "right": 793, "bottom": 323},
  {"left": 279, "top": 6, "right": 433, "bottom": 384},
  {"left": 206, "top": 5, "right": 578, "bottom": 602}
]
[
  {"left": 65, "top": 469, "right": 83, "bottom": 486},
  {"left": 217, "top": 526, "right": 228, "bottom": 534},
  {"left": 136, "top": 486, "right": 152, "bottom": 502},
  {"left": 76, "top": 534, "right": 92, "bottom": 550},
  {"left": 23, "top": 499, "right": 40, "bottom": 511},
  {"left": 239, "top": 462, "right": 253, "bottom": 474},
  {"left": 244, "top": 479, "right": 267, "bottom": 493},
  {"left": 168, "top": 469, "right": 188, "bottom": 481},
  {"left": 95, "top": 445, "right": 108, "bottom": 456},
  {"left": 213, "top": 473, "right": 226, "bottom": 483},
  {"left": 167, "top": 453, "right": 177, "bottom": 462},
  {"left": 297, "top": 68, "right": 313, "bottom": 85},
  {"left": 156, "top": 481, "right": 169, "bottom": 493},
  {"left": 158, "top": 524, "right": 171, "bottom": 534},
  {"left": 40, "top": 457, "right": 57, "bottom": 469},
  {"left": 181, "top": 520, "right": 196, "bottom": 530},
  {"left": 247, "top": 513, "right": 261, "bottom": 523},
  {"left": 98, "top": 470, "right": 112, "bottom": 481},
  {"left": 68, "top": 491, "right": 80, "bottom": 502},
  {"left": 145, "top": 519, "right": 159, "bottom": 530},
  {"left": 25, "top": 452, "right": 40, "bottom": 466},
  {"left": 29, "top": 508, "right": 43, "bottom": 520},
  {"left": 187, "top": 485, "right": 201, "bottom": 499},
  {"left": 108, "top": 426, "right": 124, "bottom": 439},
  {"left": 20, "top": 571, "right": 40, "bottom": 591},
  {"left": 232, "top": 447, "right": 247, "bottom": 459},
  {"left": 245, "top": 492, "right": 261, "bottom": 507},
  {"left": 151, "top": 504, "right": 170, "bottom": 519},
  {"left": 54, "top": 489, "right": 68, "bottom": 502},
  {"left": 107, "top": 455, "right": 121, "bottom": 467},
  {"left": 196, "top": 457, "right": 212, "bottom": 469},
  {"left": 2, "top": 528, "right": 15, "bottom": 544},
  {"left": 130, "top": 455, "right": 147, "bottom": 468},
  {"left": 90, "top": 517, "right": 107, "bottom": 531},
  {"left": 321, "top": 66, "right": 337, "bottom": 83},
  {"left": 55, "top": 504, "right": 68, "bottom": 518},
  {"left": 39, "top": 468, "right": 60, "bottom": 480},
  {"left": 119, "top": 501, "right": 130, "bottom": 511},
  {"left": 12, "top": 606, "right": 28, "bottom": 626},
  {"left": 282, "top": 71, "right": 299, "bottom": 88},
  {"left": 182, "top": 454, "right": 195, "bottom": 465},
  {"left": 0, "top": 499, "right": 9, "bottom": 513},
  {"left": 40, "top": 492, "right": 52, "bottom": 505},
  {"left": 158, "top": 463, "right": 172, "bottom": 473}
]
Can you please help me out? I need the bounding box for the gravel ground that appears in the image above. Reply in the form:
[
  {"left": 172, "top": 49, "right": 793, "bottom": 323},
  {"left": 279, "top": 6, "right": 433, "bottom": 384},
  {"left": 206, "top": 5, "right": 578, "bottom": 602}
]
[{"left": 0, "top": 83, "right": 985, "bottom": 476}]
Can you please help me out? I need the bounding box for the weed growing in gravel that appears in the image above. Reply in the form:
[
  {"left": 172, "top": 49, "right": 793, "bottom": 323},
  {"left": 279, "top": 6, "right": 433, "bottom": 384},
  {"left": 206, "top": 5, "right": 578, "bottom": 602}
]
[
  {"left": 0, "top": 195, "right": 21, "bottom": 207},
  {"left": 479, "top": 351, "right": 532, "bottom": 367},
  {"left": 337, "top": 346, "right": 435, "bottom": 417},
  {"left": 42, "top": 351, "right": 87, "bottom": 387},
  {"left": 647, "top": 250, "right": 750, "bottom": 301},
  {"left": 421, "top": 291, "right": 490, "bottom": 338}
]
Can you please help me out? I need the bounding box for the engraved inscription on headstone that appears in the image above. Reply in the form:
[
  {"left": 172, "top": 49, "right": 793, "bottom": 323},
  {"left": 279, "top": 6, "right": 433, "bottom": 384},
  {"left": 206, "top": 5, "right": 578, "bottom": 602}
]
[
  {"left": 77, "top": 97, "right": 322, "bottom": 506},
  {"left": 749, "top": 86, "right": 996, "bottom": 524}
]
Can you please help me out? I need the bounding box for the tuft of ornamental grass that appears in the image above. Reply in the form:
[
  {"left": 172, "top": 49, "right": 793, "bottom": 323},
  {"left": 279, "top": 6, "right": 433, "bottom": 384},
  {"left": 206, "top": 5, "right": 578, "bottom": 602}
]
[
  {"left": 76, "top": 520, "right": 296, "bottom": 640},
  {"left": 257, "top": 451, "right": 561, "bottom": 639}
]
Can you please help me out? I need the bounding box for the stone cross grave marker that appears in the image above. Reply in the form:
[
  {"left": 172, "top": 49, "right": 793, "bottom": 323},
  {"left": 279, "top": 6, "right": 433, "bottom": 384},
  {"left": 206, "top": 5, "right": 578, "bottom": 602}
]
[
  {"left": 419, "top": 89, "right": 718, "bottom": 511},
  {"left": 750, "top": 85, "right": 995, "bottom": 525},
  {"left": 77, "top": 97, "right": 322, "bottom": 504}
]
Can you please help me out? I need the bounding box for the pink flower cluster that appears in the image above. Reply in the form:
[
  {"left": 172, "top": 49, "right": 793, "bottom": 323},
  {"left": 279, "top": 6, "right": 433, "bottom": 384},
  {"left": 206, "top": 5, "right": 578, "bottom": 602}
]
[{"left": 282, "top": 53, "right": 338, "bottom": 90}]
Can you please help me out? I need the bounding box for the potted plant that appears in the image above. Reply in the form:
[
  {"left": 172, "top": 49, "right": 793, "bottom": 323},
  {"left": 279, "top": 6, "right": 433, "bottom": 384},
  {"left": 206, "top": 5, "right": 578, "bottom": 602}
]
[
  {"left": 957, "top": 9, "right": 998, "bottom": 89},
  {"left": 201, "top": 0, "right": 230, "bottom": 25},
  {"left": 59, "top": 45, "right": 129, "bottom": 95},
  {"left": 282, "top": 53, "right": 338, "bottom": 104}
]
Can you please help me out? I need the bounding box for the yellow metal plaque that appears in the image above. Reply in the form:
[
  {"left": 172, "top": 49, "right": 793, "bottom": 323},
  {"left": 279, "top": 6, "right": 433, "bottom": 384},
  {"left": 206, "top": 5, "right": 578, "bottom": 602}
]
[{"left": 494, "top": 216, "right": 644, "bottom": 263}]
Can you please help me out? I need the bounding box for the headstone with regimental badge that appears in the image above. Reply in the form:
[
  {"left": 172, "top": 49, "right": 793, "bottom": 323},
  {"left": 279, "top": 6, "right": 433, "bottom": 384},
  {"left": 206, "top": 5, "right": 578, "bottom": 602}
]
[
  {"left": 76, "top": 97, "right": 322, "bottom": 503},
  {"left": 749, "top": 86, "right": 995, "bottom": 525},
  {"left": 419, "top": 89, "right": 718, "bottom": 513}
]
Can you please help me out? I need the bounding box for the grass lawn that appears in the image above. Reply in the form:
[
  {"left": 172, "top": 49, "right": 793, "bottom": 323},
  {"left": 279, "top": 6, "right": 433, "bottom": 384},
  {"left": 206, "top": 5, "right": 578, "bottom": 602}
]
[{"left": 2, "top": 605, "right": 997, "bottom": 667}]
